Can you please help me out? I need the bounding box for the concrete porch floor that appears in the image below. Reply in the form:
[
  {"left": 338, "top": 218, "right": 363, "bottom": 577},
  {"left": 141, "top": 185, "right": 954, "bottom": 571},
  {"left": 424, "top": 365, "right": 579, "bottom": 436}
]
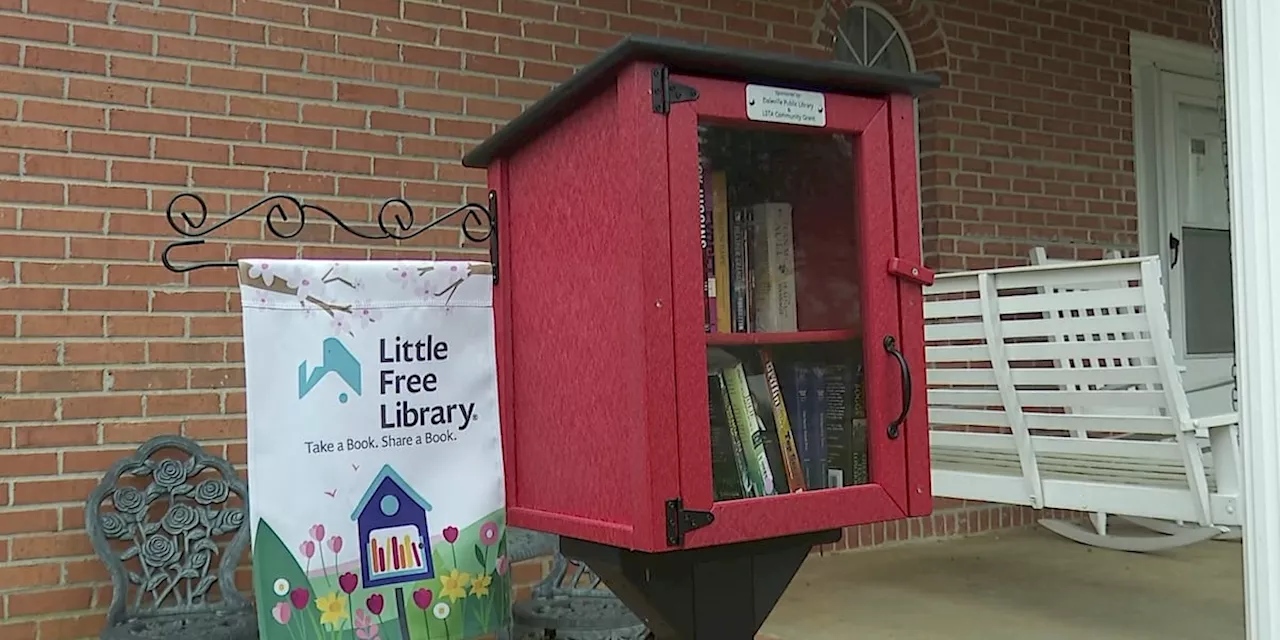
[{"left": 759, "top": 525, "right": 1245, "bottom": 640}]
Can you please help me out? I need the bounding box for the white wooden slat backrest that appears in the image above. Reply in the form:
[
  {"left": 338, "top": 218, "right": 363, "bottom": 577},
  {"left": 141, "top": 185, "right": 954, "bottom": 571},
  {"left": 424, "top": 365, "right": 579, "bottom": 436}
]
[
  {"left": 1026, "top": 248, "right": 1161, "bottom": 423},
  {"left": 924, "top": 256, "right": 1197, "bottom": 442}
]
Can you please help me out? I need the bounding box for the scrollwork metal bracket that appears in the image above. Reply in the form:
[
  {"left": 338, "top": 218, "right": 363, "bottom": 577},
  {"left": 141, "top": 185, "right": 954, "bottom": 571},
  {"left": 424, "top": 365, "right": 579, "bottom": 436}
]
[{"left": 160, "top": 191, "right": 500, "bottom": 285}]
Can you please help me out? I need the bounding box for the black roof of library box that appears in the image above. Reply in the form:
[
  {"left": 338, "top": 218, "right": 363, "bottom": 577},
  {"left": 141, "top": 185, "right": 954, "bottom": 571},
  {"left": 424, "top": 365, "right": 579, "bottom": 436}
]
[{"left": 461, "top": 35, "right": 943, "bottom": 169}]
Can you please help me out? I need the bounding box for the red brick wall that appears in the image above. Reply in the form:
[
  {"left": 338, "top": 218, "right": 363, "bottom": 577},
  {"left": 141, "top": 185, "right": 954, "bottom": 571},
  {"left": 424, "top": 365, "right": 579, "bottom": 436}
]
[{"left": 0, "top": 0, "right": 1216, "bottom": 637}]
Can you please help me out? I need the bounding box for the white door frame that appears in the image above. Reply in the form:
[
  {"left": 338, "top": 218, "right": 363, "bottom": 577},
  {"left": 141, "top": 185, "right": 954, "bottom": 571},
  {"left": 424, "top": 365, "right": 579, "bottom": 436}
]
[
  {"left": 1130, "top": 31, "right": 1235, "bottom": 416},
  {"left": 1131, "top": 31, "right": 1219, "bottom": 258}
]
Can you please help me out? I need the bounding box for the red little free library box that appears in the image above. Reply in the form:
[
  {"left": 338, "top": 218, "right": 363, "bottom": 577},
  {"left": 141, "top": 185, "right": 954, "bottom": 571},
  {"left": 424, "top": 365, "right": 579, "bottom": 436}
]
[{"left": 463, "top": 36, "right": 940, "bottom": 555}]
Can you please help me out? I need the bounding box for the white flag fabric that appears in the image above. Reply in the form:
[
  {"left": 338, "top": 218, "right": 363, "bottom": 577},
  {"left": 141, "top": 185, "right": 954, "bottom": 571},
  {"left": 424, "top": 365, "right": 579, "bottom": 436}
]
[{"left": 238, "top": 259, "right": 509, "bottom": 640}]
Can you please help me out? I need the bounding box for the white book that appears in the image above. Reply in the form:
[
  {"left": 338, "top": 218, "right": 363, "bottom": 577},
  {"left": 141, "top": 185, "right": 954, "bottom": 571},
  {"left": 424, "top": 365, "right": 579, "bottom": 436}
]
[{"left": 750, "top": 202, "right": 798, "bottom": 332}]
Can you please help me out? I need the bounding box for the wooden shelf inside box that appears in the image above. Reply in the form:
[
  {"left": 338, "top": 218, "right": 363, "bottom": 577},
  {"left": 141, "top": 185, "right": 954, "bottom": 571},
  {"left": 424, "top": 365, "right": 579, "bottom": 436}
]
[{"left": 705, "top": 328, "right": 860, "bottom": 346}]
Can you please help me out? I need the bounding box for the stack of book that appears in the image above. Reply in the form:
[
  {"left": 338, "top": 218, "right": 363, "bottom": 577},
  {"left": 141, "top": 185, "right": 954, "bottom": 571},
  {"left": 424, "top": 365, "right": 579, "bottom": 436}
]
[{"left": 707, "top": 347, "right": 868, "bottom": 500}]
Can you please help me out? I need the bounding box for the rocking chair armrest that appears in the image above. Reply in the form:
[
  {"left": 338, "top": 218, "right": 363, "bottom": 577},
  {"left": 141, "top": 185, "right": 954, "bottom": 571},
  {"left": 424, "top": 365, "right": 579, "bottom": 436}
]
[{"left": 1192, "top": 412, "right": 1240, "bottom": 430}]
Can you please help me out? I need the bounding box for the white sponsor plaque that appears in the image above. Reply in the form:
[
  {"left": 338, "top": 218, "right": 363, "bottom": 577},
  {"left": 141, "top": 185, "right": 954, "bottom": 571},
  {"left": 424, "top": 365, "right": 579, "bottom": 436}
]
[{"left": 745, "top": 84, "right": 827, "bottom": 127}]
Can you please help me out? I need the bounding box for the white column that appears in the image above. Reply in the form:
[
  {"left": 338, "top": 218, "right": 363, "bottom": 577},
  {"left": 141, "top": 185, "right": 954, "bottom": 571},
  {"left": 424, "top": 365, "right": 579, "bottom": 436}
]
[{"left": 1223, "top": 1, "right": 1280, "bottom": 637}]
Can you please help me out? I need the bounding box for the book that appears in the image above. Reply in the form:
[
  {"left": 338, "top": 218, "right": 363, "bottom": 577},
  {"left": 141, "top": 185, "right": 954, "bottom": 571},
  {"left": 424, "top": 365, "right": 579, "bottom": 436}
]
[
  {"left": 750, "top": 203, "right": 798, "bottom": 332},
  {"left": 761, "top": 349, "right": 806, "bottom": 492}
]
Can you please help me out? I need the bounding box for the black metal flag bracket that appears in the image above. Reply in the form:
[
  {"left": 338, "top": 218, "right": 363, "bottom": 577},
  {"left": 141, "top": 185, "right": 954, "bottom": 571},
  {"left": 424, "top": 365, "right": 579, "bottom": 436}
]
[{"left": 159, "top": 190, "right": 500, "bottom": 284}]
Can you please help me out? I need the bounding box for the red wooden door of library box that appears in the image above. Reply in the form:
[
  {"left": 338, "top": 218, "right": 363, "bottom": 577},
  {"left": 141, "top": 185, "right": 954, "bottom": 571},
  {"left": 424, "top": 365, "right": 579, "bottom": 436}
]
[{"left": 667, "top": 74, "right": 911, "bottom": 549}]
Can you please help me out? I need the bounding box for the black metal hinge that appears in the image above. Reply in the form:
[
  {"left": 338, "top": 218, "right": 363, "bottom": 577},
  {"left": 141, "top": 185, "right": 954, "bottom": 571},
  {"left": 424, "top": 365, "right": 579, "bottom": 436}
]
[
  {"left": 665, "top": 498, "right": 714, "bottom": 547},
  {"left": 651, "top": 65, "right": 698, "bottom": 115}
]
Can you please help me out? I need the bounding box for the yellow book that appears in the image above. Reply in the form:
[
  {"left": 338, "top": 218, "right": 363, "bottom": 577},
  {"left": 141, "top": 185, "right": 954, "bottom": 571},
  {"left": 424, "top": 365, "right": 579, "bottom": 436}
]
[{"left": 711, "top": 171, "right": 732, "bottom": 332}]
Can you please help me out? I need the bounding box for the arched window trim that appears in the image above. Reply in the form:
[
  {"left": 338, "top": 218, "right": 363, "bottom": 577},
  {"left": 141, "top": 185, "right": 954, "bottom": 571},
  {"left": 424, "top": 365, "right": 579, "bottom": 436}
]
[{"left": 833, "top": 1, "right": 918, "bottom": 73}]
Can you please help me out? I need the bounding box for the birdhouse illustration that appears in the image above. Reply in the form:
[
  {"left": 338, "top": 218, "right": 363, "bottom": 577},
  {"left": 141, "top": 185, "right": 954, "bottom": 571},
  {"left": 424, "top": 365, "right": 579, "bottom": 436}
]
[{"left": 351, "top": 464, "right": 435, "bottom": 588}]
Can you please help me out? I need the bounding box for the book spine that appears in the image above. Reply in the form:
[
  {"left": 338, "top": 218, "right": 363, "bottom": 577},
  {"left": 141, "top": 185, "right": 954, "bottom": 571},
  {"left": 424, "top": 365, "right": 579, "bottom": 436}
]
[
  {"left": 850, "top": 364, "right": 869, "bottom": 485},
  {"left": 730, "top": 208, "right": 748, "bottom": 332},
  {"left": 699, "top": 154, "right": 716, "bottom": 333},
  {"left": 822, "top": 364, "right": 851, "bottom": 489},
  {"left": 718, "top": 370, "right": 753, "bottom": 497},
  {"left": 723, "top": 363, "right": 770, "bottom": 496},
  {"left": 808, "top": 365, "right": 828, "bottom": 488},
  {"left": 792, "top": 364, "right": 810, "bottom": 482},
  {"left": 711, "top": 172, "right": 732, "bottom": 332},
  {"left": 765, "top": 203, "right": 797, "bottom": 332},
  {"left": 762, "top": 350, "right": 806, "bottom": 492},
  {"left": 707, "top": 373, "right": 743, "bottom": 500}
]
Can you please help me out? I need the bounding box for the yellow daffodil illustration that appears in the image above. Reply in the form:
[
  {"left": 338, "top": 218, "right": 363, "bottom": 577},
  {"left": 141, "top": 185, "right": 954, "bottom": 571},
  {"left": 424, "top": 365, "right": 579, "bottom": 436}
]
[
  {"left": 315, "top": 591, "right": 348, "bottom": 629},
  {"left": 471, "top": 573, "right": 492, "bottom": 598},
  {"left": 440, "top": 568, "right": 472, "bottom": 602}
]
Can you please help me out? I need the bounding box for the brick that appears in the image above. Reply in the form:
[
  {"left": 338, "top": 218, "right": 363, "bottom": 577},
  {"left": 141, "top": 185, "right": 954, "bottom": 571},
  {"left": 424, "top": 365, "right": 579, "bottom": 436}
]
[
  {"left": 67, "top": 287, "right": 148, "bottom": 311},
  {"left": 71, "top": 131, "right": 150, "bottom": 157},
  {"left": 229, "top": 96, "right": 298, "bottom": 121},
  {"left": 337, "top": 36, "right": 399, "bottom": 61},
  {"left": 67, "top": 78, "right": 148, "bottom": 106},
  {"left": 7, "top": 586, "right": 95, "bottom": 617},
  {"left": 192, "top": 166, "right": 265, "bottom": 190},
  {"left": 62, "top": 394, "right": 142, "bottom": 419},
  {"left": 110, "top": 56, "right": 188, "bottom": 83},
  {"left": 0, "top": 16, "right": 69, "bottom": 43},
  {"left": 0, "top": 560, "right": 61, "bottom": 590},
  {"left": 146, "top": 392, "right": 221, "bottom": 416},
  {"left": 2, "top": 398, "right": 56, "bottom": 424},
  {"left": 149, "top": 341, "right": 225, "bottom": 363},
  {"left": 190, "top": 116, "right": 263, "bottom": 142},
  {"left": 73, "top": 25, "right": 152, "bottom": 54},
  {"left": 19, "top": 314, "right": 103, "bottom": 337},
  {"left": 68, "top": 185, "right": 148, "bottom": 209},
  {"left": 108, "top": 368, "right": 188, "bottom": 391},
  {"left": 106, "top": 314, "right": 184, "bottom": 336},
  {"left": 21, "top": 208, "right": 105, "bottom": 234},
  {"left": 20, "top": 262, "right": 104, "bottom": 285},
  {"left": 310, "top": 8, "right": 375, "bottom": 34},
  {"left": 0, "top": 343, "right": 58, "bottom": 366},
  {"left": 191, "top": 65, "right": 264, "bottom": 92},
  {"left": 157, "top": 35, "right": 233, "bottom": 63},
  {"left": 24, "top": 154, "right": 106, "bottom": 180},
  {"left": 235, "top": 0, "right": 305, "bottom": 23},
  {"left": 337, "top": 83, "right": 399, "bottom": 107},
  {"left": 301, "top": 104, "right": 365, "bottom": 127},
  {"left": 307, "top": 54, "right": 372, "bottom": 80},
  {"left": 265, "top": 123, "right": 332, "bottom": 147},
  {"left": 267, "top": 26, "right": 335, "bottom": 52},
  {"left": 0, "top": 179, "right": 64, "bottom": 205},
  {"left": 0, "top": 123, "right": 68, "bottom": 151},
  {"left": 102, "top": 420, "right": 182, "bottom": 444},
  {"left": 111, "top": 160, "right": 188, "bottom": 186},
  {"left": 239, "top": 46, "right": 305, "bottom": 71},
  {"left": 70, "top": 237, "right": 150, "bottom": 263},
  {"left": 267, "top": 74, "right": 334, "bottom": 100},
  {"left": 9, "top": 530, "right": 95, "bottom": 560},
  {"left": 114, "top": 4, "right": 192, "bottom": 32},
  {"left": 0, "top": 452, "right": 58, "bottom": 476},
  {"left": 157, "top": 138, "right": 231, "bottom": 163},
  {"left": 233, "top": 145, "right": 303, "bottom": 169},
  {"left": 195, "top": 16, "right": 266, "bottom": 42},
  {"left": 151, "top": 87, "right": 230, "bottom": 114}
]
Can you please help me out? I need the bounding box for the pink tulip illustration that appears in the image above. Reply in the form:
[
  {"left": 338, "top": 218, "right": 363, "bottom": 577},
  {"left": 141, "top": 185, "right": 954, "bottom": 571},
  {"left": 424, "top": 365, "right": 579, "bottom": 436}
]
[
  {"left": 497, "top": 555, "right": 509, "bottom": 576},
  {"left": 442, "top": 526, "right": 458, "bottom": 543},
  {"left": 310, "top": 524, "right": 325, "bottom": 541},
  {"left": 412, "top": 588, "right": 433, "bottom": 609},
  {"left": 329, "top": 535, "right": 344, "bottom": 554},
  {"left": 289, "top": 587, "right": 311, "bottom": 610},
  {"left": 366, "top": 593, "right": 384, "bottom": 616},
  {"left": 300, "top": 540, "right": 316, "bottom": 578},
  {"left": 339, "top": 571, "right": 359, "bottom": 594},
  {"left": 272, "top": 601, "right": 291, "bottom": 625}
]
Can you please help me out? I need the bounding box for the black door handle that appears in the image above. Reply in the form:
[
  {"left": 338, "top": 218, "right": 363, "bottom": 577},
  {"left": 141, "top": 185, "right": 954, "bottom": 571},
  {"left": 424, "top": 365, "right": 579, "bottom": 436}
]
[
  {"left": 1169, "top": 233, "right": 1181, "bottom": 268},
  {"left": 883, "top": 335, "right": 911, "bottom": 440}
]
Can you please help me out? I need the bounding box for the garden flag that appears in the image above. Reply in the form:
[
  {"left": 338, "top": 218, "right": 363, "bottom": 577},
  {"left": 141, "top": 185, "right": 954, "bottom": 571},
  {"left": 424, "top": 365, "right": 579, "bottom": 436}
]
[{"left": 238, "top": 259, "right": 509, "bottom": 640}]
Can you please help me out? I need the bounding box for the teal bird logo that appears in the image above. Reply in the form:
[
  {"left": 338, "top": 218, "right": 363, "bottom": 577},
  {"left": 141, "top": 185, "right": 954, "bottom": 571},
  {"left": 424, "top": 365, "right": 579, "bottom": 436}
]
[{"left": 298, "top": 337, "right": 362, "bottom": 403}]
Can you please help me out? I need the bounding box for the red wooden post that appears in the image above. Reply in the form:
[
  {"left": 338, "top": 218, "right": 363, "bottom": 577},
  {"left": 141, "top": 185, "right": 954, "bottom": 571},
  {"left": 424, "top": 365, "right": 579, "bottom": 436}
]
[{"left": 464, "top": 35, "right": 940, "bottom": 640}]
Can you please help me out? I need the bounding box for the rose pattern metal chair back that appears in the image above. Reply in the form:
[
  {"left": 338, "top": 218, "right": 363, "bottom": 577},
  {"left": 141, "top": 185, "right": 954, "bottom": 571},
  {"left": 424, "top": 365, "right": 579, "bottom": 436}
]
[{"left": 85, "top": 435, "right": 255, "bottom": 638}]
